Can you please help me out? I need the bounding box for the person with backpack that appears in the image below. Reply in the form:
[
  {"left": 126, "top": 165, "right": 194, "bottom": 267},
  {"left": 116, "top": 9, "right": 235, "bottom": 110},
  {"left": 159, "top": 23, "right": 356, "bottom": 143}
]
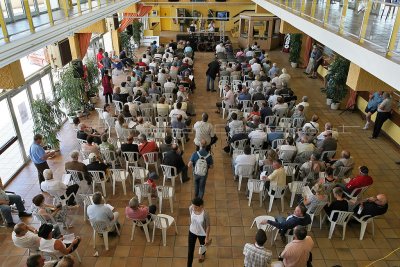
[{"left": 188, "top": 139, "right": 213, "bottom": 199}]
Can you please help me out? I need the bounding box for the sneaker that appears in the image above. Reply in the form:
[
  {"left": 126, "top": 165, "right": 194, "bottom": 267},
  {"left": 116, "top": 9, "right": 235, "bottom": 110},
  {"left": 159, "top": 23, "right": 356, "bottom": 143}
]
[{"left": 362, "top": 123, "right": 369, "bottom": 130}]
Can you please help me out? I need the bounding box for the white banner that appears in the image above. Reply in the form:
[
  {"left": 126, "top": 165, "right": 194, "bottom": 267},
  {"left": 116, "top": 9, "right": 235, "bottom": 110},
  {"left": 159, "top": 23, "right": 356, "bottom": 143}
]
[{"left": 142, "top": 36, "right": 160, "bottom": 46}]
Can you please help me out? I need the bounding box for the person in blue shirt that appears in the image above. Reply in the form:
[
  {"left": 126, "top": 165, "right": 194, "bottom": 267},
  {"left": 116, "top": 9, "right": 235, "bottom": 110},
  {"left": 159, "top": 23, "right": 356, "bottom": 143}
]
[
  {"left": 29, "top": 134, "right": 55, "bottom": 187},
  {"left": 363, "top": 91, "right": 383, "bottom": 130},
  {"left": 188, "top": 139, "right": 213, "bottom": 199},
  {"left": 238, "top": 85, "right": 251, "bottom": 101}
]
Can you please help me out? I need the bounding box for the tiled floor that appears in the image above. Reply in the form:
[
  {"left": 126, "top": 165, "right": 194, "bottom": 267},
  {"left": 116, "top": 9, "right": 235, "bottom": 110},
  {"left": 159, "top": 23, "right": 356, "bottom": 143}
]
[{"left": 1, "top": 49, "right": 400, "bottom": 267}]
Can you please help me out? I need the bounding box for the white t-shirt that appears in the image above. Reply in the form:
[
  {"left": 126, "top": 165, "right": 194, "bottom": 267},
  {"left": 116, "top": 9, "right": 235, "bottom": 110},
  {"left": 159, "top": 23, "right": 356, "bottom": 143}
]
[
  {"left": 189, "top": 210, "right": 206, "bottom": 236},
  {"left": 216, "top": 44, "right": 226, "bottom": 54},
  {"left": 194, "top": 121, "right": 215, "bottom": 146},
  {"left": 224, "top": 90, "right": 235, "bottom": 107}
]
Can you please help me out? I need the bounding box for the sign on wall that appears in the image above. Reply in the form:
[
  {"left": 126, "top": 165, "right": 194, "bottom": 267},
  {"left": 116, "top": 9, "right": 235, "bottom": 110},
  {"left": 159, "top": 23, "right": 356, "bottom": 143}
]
[{"left": 142, "top": 36, "right": 160, "bottom": 46}]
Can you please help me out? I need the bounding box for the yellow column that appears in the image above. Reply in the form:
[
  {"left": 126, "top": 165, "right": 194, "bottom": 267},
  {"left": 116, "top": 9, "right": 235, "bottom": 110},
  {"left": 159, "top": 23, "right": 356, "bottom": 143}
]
[
  {"left": 111, "top": 30, "right": 120, "bottom": 55},
  {"left": 22, "top": 0, "right": 35, "bottom": 33},
  {"left": 359, "top": 0, "right": 372, "bottom": 43},
  {"left": 0, "top": 61, "right": 25, "bottom": 89},
  {"left": 339, "top": 0, "right": 349, "bottom": 34},
  {"left": 45, "top": 0, "right": 54, "bottom": 26},
  {"left": 324, "top": 0, "right": 331, "bottom": 25},
  {"left": 76, "top": 0, "right": 81, "bottom": 14},
  {"left": 285, "top": 0, "right": 289, "bottom": 7},
  {"left": 0, "top": 3, "right": 9, "bottom": 42},
  {"left": 300, "top": 0, "right": 306, "bottom": 14},
  {"left": 68, "top": 34, "right": 81, "bottom": 59},
  {"left": 97, "top": 0, "right": 101, "bottom": 7},
  {"left": 292, "top": 0, "right": 296, "bottom": 10},
  {"left": 387, "top": 9, "right": 400, "bottom": 56},
  {"left": 311, "top": 0, "right": 317, "bottom": 19},
  {"left": 60, "top": 0, "right": 69, "bottom": 17},
  {"left": 88, "top": 0, "right": 92, "bottom": 10}
]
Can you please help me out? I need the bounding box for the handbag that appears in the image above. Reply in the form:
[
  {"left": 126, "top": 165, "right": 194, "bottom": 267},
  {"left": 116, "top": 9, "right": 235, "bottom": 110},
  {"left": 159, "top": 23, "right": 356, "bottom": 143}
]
[{"left": 198, "top": 245, "right": 207, "bottom": 254}]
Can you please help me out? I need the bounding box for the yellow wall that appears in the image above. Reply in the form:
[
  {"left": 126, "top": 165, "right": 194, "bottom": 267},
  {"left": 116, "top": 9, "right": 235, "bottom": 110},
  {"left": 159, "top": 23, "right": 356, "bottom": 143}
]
[
  {"left": 68, "top": 34, "right": 81, "bottom": 60},
  {"left": 0, "top": 61, "right": 25, "bottom": 89},
  {"left": 147, "top": 3, "right": 255, "bottom": 32},
  {"left": 77, "top": 19, "right": 107, "bottom": 34},
  {"left": 347, "top": 62, "right": 395, "bottom": 92},
  {"left": 357, "top": 96, "right": 400, "bottom": 145}
]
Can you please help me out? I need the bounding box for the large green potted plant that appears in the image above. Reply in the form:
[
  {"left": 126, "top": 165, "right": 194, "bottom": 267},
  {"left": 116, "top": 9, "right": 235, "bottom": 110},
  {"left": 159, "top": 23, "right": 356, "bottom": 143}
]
[
  {"left": 132, "top": 20, "right": 143, "bottom": 47},
  {"left": 55, "top": 64, "right": 85, "bottom": 120},
  {"left": 325, "top": 56, "right": 350, "bottom": 110},
  {"left": 32, "top": 99, "right": 64, "bottom": 150},
  {"left": 289, "top": 33, "right": 302, "bottom": 68},
  {"left": 85, "top": 59, "right": 99, "bottom": 104}
]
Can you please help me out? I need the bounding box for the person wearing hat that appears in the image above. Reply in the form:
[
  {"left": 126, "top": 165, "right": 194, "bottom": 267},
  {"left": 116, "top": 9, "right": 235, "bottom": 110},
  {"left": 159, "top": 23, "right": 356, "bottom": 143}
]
[
  {"left": 38, "top": 223, "right": 81, "bottom": 259},
  {"left": 125, "top": 197, "right": 156, "bottom": 221},
  {"left": 40, "top": 169, "right": 79, "bottom": 206},
  {"left": 337, "top": 165, "right": 373, "bottom": 195}
]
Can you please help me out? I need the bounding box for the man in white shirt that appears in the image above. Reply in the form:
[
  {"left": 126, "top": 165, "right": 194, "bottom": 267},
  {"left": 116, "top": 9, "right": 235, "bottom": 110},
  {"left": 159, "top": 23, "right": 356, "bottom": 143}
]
[
  {"left": 169, "top": 102, "right": 188, "bottom": 123},
  {"left": 271, "top": 73, "right": 282, "bottom": 89},
  {"left": 12, "top": 222, "right": 40, "bottom": 252},
  {"left": 141, "top": 54, "right": 150, "bottom": 65},
  {"left": 87, "top": 192, "right": 119, "bottom": 230},
  {"left": 251, "top": 61, "right": 262, "bottom": 76},
  {"left": 215, "top": 43, "right": 226, "bottom": 54},
  {"left": 317, "top": 122, "right": 339, "bottom": 142},
  {"left": 234, "top": 146, "right": 256, "bottom": 175},
  {"left": 248, "top": 128, "right": 267, "bottom": 145},
  {"left": 302, "top": 114, "right": 320, "bottom": 133},
  {"left": 216, "top": 85, "right": 235, "bottom": 114},
  {"left": 268, "top": 90, "right": 280, "bottom": 107},
  {"left": 295, "top": 137, "right": 315, "bottom": 155},
  {"left": 278, "top": 136, "right": 297, "bottom": 161},
  {"left": 132, "top": 81, "right": 145, "bottom": 95},
  {"left": 164, "top": 77, "right": 176, "bottom": 92},
  {"left": 40, "top": 169, "right": 79, "bottom": 206},
  {"left": 228, "top": 113, "right": 244, "bottom": 137},
  {"left": 193, "top": 113, "right": 215, "bottom": 150}
]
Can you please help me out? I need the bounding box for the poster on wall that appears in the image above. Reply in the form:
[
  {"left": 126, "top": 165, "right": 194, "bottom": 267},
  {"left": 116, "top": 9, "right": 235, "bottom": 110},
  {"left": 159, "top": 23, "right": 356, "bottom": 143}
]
[
  {"left": 142, "top": 36, "right": 160, "bottom": 46},
  {"left": 282, "top": 34, "right": 290, "bottom": 53},
  {"left": 18, "top": 102, "right": 29, "bottom": 124}
]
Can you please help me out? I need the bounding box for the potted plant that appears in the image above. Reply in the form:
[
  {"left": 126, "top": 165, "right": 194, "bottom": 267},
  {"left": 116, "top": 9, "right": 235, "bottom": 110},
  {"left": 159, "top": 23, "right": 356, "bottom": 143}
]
[
  {"left": 289, "top": 33, "right": 302, "bottom": 68},
  {"left": 132, "top": 20, "right": 143, "bottom": 47},
  {"left": 85, "top": 59, "right": 99, "bottom": 104},
  {"left": 55, "top": 64, "right": 85, "bottom": 121},
  {"left": 325, "top": 56, "right": 350, "bottom": 110},
  {"left": 32, "top": 99, "right": 64, "bottom": 151}
]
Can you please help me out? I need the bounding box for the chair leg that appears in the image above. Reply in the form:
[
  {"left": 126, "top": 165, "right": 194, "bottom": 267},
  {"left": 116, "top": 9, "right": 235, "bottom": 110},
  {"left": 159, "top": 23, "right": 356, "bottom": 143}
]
[
  {"left": 238, "top": 176, "right": 242, "bottom": 191},
  {"left": 250, "top": 220, "right": 256, "bottom": 229},
  {"left": 74, "top": 250, "right": 82, "bottom": 262},
  {"left": 290, "top": 192, "right": 295, "bottom": 207},
  {"left": 268, "top": 197, "right": 274, "bottom": 212},
  {"left": 112, "top": 179, "right": 116, "bottom": 195},
  {"left": 130, "top": 223, "right": 136, "bottom": 240},
  {"left": 143, "top": 225, "right": 151, "bottom": 242},
  {"left": 372, "top": 219, "right": 375, "bottom": 238},
  {"left": 163, "top": 176, "right": 166, "bottom": 186},
  {"left": 280, "top": 197, "right": 284, "bottom": 212},
  {"left": 308, "top": 215, "right": 314, "bottom": 231},
  {"left": 169, "top": 197, "right": 173, "bottom": 213},
  {"left": 259, "top": 193, "right": 263, "bottom": 208},
  {"left": 152, "top": 224, "right": 156, "bottom": 242},
  {"left": 103, "top": 233, "right": 109, "bottom": 250},
  {"left": 359, "top": 222, "right": 367, "bottom": 240},
  {"left": 328, "top": 222, "right": 336, "bottom": 239},
  {"left": 342, "top": 223, "right": 347, "bottom": 240},
  {"left": 248, "top": 191, "right": 253, "bottom": 207},
  {"left": 159, "top": 198, "right": 163, "bottom": 213},
  {"left": 162, "top": 228, "right": 167, "bottom": 246},
  {"left": 93, "top": 230, "right": 96, "bottom": 249},
  {"left": 101, "top": 182, "right": 107, "bottom": 197}
]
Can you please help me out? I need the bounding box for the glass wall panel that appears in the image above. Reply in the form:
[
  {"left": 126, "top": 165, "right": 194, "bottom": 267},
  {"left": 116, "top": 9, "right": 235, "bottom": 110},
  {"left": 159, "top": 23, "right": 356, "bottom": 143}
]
[
  {"left": 11, "top": 90, "right": 34, "bottom": 155},
  {"left": 1, "top": 0, "right": 9, "bottom": 18},
  {"left": 30, "top": 80, "right": 43, "bottom": 100},
  {"left": 0, "top": 99, "right": 24, "bottom": 184},
  {"left": 41, "top": 74, "right": 54, "bottom": 100}
]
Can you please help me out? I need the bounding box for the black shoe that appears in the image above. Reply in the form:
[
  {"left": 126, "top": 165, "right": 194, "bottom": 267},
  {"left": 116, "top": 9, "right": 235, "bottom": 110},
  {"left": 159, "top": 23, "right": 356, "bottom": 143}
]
[
  {"left": 369, "top": 136, "right": 377, "bottom": 139},
  {"left": 19, "top": 211, "right": 32, "bottom": 217},
  {"left": 7, "top": 222, "right": 16, "bottom": 228}
]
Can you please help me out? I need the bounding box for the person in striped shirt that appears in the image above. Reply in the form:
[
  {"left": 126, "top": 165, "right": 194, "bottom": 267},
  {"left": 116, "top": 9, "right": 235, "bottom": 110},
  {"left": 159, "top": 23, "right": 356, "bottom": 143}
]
[{"left": 243, "top": 229, "right": 272, "bottom": 267}]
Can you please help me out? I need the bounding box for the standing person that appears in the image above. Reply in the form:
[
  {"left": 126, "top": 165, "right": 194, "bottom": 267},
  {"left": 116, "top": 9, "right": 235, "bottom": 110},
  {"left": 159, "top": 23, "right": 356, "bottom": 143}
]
[
  {"left": 205, "top": 57, "right": 220, "bottom": 92},
  {"left": 363, "top": 91, "right": 383, "bottom": 129},
  {"left": 193, "top": 113, "right": 216, "bottom": 151},
  {"left": 96, "top": 48, "right": 104, "bottom": 77},
  {"left": 29, "top": 134, "right": 55, "bottom": 187},
  {"left": 309, "top": 45, "right": 323, "bottom": 79},
  {"left": 102, "top": 69, "right": 113, "bottom": 104},
  {"left": 243, "top": 229, "right": 272, "bottom": 267},
  {"left": 187, "top": 197, "right": 211, "bottom": 266},
  {"left": 371, "top": 92, "right": 392, "bottom": 139},
  {"left": 304, "top": 45, "right": 318, "bottom": 75},
  {"left": 188, "top": 139, "right": 213, "bottom": 199}
]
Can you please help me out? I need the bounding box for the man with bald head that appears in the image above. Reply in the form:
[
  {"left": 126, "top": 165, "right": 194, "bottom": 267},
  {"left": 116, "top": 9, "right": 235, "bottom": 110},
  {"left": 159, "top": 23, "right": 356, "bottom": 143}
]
[
  {"left": 353, "top": 194, "right": 388, "bottom": 218},
  {"left": 188, "top": 139, "right": 213, "bottom": 199},
  {"left": 12, "top": 222, "right": 40, "bottom": 251}
]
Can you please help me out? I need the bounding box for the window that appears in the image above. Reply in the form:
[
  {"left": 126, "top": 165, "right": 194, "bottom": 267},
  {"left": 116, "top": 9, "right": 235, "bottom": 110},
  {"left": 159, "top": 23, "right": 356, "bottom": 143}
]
[
  {"left": 30, "top": 80, "right": 43, "bottom": 100},
  {"left": 41, "top": 74, "right": 54, "bottom": 100}
]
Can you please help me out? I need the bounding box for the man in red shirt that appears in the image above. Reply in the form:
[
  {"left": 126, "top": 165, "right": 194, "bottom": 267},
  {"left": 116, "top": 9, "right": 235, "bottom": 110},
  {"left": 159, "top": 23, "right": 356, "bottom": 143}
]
[
  {"left": 138, "top": 134, "right": 158, "bottom": 158},
  {"left": 339, "top": 165, "right": 373, "bottom": 195},
  {"left": 96, "top": 48, "right": 104, "bottom": 77},
  {"left": 136, "top": 58, "right": 147, "bottom": 67}
]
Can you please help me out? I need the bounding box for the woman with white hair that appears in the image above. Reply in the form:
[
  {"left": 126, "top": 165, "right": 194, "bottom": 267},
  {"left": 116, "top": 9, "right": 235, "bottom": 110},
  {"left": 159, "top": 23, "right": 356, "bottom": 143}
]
[
  {"left": 64, "top": 150, "right": 92, "bottom": 185},
  {"left": 40, "top": 169, "right": 79, "bottom": 206},
  {"left": 125, "top": 197, "right": 157, "bottom": 222},
  {"left": 279, "top": 68, "right": 291, "bottom": 85}
]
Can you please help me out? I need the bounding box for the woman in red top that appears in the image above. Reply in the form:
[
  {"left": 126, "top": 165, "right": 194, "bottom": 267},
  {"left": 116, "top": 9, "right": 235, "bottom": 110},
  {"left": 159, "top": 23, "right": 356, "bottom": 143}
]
[
  {"left": 96, "top": 48, "right": 104, "bottom": 77},
  {"left": 247, "top": 103, "right": 261, "bottom": 121},
  {"left": 102, "top": 69, "right": 113, "bottom": 104}
]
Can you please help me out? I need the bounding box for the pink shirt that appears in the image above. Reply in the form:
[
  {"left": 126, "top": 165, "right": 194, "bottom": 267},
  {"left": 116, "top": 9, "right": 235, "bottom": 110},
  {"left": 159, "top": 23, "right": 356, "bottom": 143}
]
[
  {"left": 281, "top": 236, "right": 314, "bottom": 267},
  {"left": 125, "top": 206, "right": 149, "bottom": 221}
]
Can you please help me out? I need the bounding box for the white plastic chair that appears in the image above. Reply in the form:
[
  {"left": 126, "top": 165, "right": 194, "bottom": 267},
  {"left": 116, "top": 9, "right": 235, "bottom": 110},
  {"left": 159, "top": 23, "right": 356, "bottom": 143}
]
[
  {"left": 250, "top": 215, "right": 278, "bottom": 246},
  {"left": 320, "top": 150, "right": 336, "bottom": 161},
  {"left": 157, "top": 186, "right": 174, "bottom": 213},
  {"left": 343, "top": 185, "right": 370, "bottom": 201},
  {"left": 110, "top": 169, "right": 127, "bottom": 195},
  {"left": 80, "top": 150, "right": 90, "bottom": 161},
  {"left": 334, "top": 166, "right": 353, "bottom": 179},
  {"left": 352, "top": 215, "right": 378, "bottom": 240},
  {"left": 247, "top": 179, "right": 265, "bottom": 207},
  {"left": 134, "top": 183, "right": 152, "bottom": 204},
  {"left": 79, "top": 193, "right": 94, "bottom": 221},
  {"left": 267, "top": 185, "right": 287, "bottom": 212},
  {"left": 265, "top": 115, "right": 278, "bottom": 126},
  {"left": 89, "top": 220, "right": 120, "bottom": 250},
  {"left": 150, "top": 214, "right": 178, "bottom": 246},
  {"left": 327, "top": 210, "right": 354, "bottom": 240},
  {"left": 271, "top": 138, "right": 285, "bottom": 150},
  {"left": 155, "top": 116, "right": 169, "bottom": 129},
  {"left": 88, "top": 170, "right": 108, "bottom": 197},
  {"left": 161, "top": 164, "right": 182, "bottom": 187},
  {"left": 130, "top": 218, "right": 151, "bottom": 242},
  {"left": 222, "top": 102, "right": 233, "bottom": 119},
  {"left": 279, "top": 117, "right": 292, "bottom": 128},
  {"left": 291, "top": 117, "right": 305, "bottom": 128},
  {"left": 113, "top": 100, "right": 124, "bottom": 115},
  {"left": 122, "top": 151, "right": 140, "bottom": 173},
  {"left": 143, "top": 152, "right": 159, "bottom": 175},
  {"left": 95, "top": 108, "right": 105, "bottom": 126},
  {"left": 279, "top": 149, "right": 296, "bottom": 163},
  {"left": 288, "top": 181, "right": 308, "bottom": 207},
  {"left": 236, "top": 164, "right": 254, "bottom": 191},
  {"left": 172, "top": 128, "right": 186, "bottom": 150},
  {"left": 100, "top": 149, "right": 117, "bottom": 169},
  {"left": 306, "top": 201, "right": 328, "bottom": 231}
]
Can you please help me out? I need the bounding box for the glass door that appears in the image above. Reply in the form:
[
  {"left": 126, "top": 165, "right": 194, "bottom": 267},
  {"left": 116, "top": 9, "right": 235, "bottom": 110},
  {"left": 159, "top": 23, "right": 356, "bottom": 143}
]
[{"left": 0, "top": 98, "right": 24, "bottom": 183}]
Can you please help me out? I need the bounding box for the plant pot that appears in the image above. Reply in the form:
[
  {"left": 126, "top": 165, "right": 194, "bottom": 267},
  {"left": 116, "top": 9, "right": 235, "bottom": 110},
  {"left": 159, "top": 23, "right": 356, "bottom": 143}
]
[
  {"left": 290, "top": 62, "right": 297, "bottom": 68},
  {"left": 326, "top": 98, "right": 333, "bottom": 105},
  {"left": 331, "top": 102, "right": 340, "bottom": 110}
]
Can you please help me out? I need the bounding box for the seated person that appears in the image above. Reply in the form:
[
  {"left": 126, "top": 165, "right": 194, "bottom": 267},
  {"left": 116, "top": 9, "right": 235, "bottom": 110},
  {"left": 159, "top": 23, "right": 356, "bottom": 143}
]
[
  {"left": 121, "top": 134, "right": 139, "bottom": 153},
  {"left": 315, "top": 166, "right": 337, "bottom": 192},
  {"left": 330, "top": 150, "right": 355, "bottom": 176},
  {"left": 302, "top": 114, "right": 320, "bottom": 133},
  {"left": 294, "top": 137, "right": 315, "bottom": 162},
  {"left": 291, "top": 104, "right": 306, "bottom": 120},
  {"left": 41, "top": 169, "right": 79, "bottom": 206},
  {"left": 238, "top": 86, "right": 251, "bottom": 101},
  {"left": 323, "top": 187, "right": 349, "bottom": 219},
  {"left": 81, "top": 136, "right": 100, "bottom": 157},
  {"left": 316, "top": 122, "right": 339, "bottom": 142},
  {"left": 272, "top": 96, "right": 288, "bottom": 114},
  {"left": 337, "top": 165, "right": 373, "bottom": 195},
  {"left": 247, "top": 104, "right": 261, "bottom": 121},
  {"left": 86, "top": 153, "right": 109, "bottom": 178},
  {"left": 316, "top": 131, "right": 337, "bottom": 161},
  {"left": 267, "top": 127, "right": 285, "bottom": 146},
  {"left": 296, "top": 153, "right": 325, "bottom": 182},
  {"left": 32, "top": 194, "right": 65, "bottom": 237},
  {"left": 38, "top": 223, "right": 80, "bottom": 259},
  {"left": 260, "top": 149, "right": 278, "bottom": 170},
  {"left": 227, "top": 113, "right": 244, "bottom": 137},
  {"left": 260, "top": 159, "right": 286, "bottom": 191},
  {"left": 263, "top": 204, "right": 311, "bottom": 242},
  {"left": 138, "top": 134, "right": 158, "bottom": 156},
  {"left": 279, "top": 226, "right": 314, "bottom": 267},
  {"left": 251, "top": 86, "right": 265, "bottom": 101},
  {"left": 303, "top": 183, "right": 328, "bottom": 213},
  {"left": 234, "top": 146, "right": 257, "bottom": 176},
  {"left": 353, "top": 194, "right": 388, "bottom": 218},
  {"left": 260, "top": 102, "right": 273, "bottom": 124},
  {"left": 125, "top": 197, "right": 157, "bottom": 222},
  {"left": 64, "top": 150, "right": 91, "bottom": 185},
  {"left": 0, "top": 177, "right": 31, "bottom": 227},
  {"left": 247, "top": 115, "right": 262, "bottom": 130},
  {"left": 159, "top": 135, "right": 174, "bottom": 155},
  {"left": 87, "top": 192, "right": 119, "bottom": 231},
  {"left": 12, "top": 222, "right": 40, "bottom": 252},
  {"left": 171, "top": 114, "right": 189, "bottom": 141},
  {"left": 277, "top": 136, "right": 297, "bottom": 161},
  {"left": 76, "top": 122, "right": 101, "bottom": 145},
  {"left": 162, "top": 144, "right": 189, "bottom": 182},
  {"left": 99, "top": 134, "right": 116, "bottom": 152}
]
